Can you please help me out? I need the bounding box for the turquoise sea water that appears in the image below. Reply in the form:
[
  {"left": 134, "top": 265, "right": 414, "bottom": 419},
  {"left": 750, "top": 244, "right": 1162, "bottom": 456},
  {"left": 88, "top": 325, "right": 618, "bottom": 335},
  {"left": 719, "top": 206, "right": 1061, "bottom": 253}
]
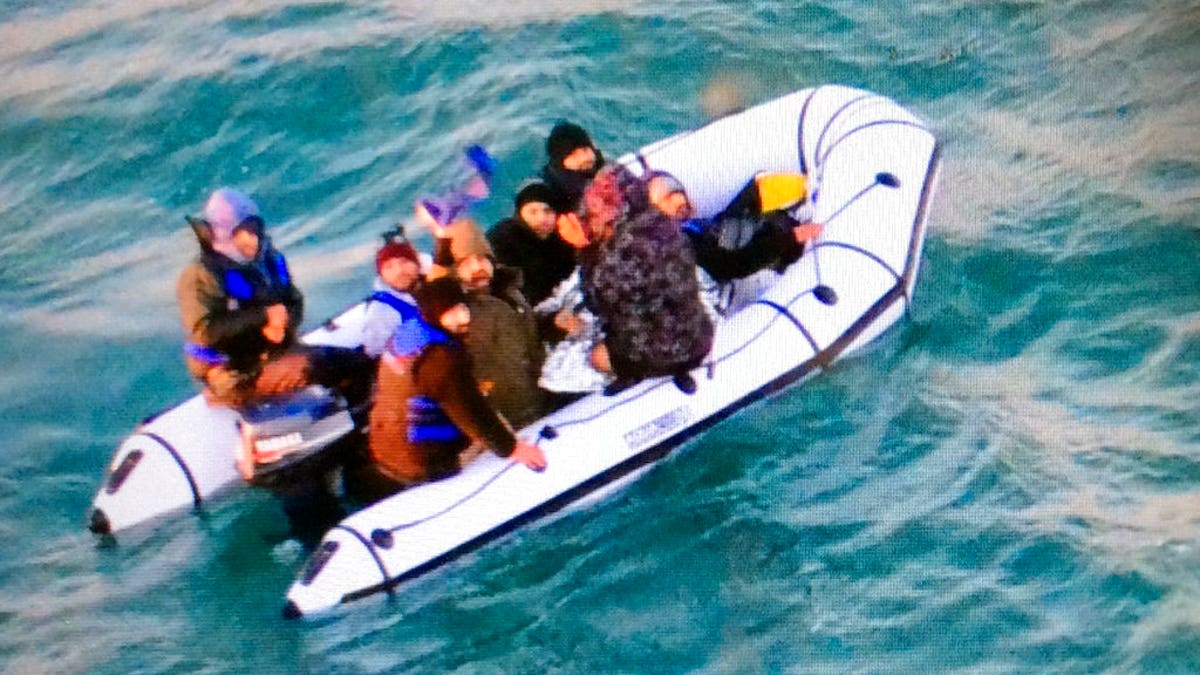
[{"left": 1, "top": 1, "right": 1198, "bottom": 672}]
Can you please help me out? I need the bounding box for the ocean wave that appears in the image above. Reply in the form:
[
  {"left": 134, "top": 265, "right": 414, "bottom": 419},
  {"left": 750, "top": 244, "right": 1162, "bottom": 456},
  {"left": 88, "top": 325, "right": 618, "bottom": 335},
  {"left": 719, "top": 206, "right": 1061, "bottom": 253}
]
[{"left": 0, "top": 0, "right": 640, "bottom": 108}]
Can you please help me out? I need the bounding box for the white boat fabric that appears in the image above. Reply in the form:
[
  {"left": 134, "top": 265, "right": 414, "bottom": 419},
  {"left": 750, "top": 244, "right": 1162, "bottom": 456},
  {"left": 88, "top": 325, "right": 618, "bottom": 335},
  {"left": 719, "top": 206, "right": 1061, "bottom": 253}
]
[{"left": 281, "top": 84, "right": 941, "bottom": 618}]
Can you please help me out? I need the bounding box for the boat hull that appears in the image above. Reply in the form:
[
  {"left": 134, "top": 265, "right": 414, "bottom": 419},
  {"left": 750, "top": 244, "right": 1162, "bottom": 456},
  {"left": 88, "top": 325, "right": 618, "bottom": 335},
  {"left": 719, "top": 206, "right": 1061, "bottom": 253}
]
[{"left": 285, "top": 84, "right": 941, "bottom": 617}]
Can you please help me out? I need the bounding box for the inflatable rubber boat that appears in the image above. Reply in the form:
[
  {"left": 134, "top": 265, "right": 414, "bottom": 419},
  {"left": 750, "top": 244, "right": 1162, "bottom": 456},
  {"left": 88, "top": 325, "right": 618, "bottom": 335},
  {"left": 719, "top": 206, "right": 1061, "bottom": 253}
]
[{"left": 280, "top": 84, "right": 941, "bottom": 618}]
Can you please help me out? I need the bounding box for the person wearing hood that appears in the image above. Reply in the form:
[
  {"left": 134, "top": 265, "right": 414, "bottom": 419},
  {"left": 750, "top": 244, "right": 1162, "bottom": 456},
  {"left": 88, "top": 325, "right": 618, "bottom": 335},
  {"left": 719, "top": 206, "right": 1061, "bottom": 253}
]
[
  {"left": 177, "top": 187, "right": 372, "bottom": 409},
  {"left": 539, "top": 121, "right": 604, "bottom": 218},
  {"left": 646, "top": 170, "right": 824, "bottom": 282},
  {"left": 361, "top": 238, "right": 422, "bottom": 358},
  {"left": 351, "top": 277, "right": 547, "bottom": 503},
  {"left": 584, "top": 208, "right": 715, "bottom": 396},
  {"left": 486, "top": 180, "right": 576, "bottom": 306},
  {"left": 566, "top": 165, "right": 717, "bottom": 397},
  {"left": 528, "top": 164, "right": 651, "bottom": 399}
]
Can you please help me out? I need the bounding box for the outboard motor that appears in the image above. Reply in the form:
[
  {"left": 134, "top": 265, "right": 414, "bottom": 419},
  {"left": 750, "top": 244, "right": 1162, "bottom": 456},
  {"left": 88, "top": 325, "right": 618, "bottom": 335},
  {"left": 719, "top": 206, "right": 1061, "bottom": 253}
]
[
  {"left": 235, "top": 385, "right": 366, "bottom": 546},
  {"left": 90, "top": 384, "right": 365, "bottom": 540},
  {"left": 235, "top": 385, "right": 360, "bottom": 489}
]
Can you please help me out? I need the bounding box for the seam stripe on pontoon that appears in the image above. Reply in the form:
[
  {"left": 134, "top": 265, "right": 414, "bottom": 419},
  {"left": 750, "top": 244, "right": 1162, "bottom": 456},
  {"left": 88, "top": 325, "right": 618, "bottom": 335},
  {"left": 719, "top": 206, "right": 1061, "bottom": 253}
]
[
  {"left": 385, "top": 464, "right": 515, "bottom": 533},
  {"left": 818, "top": 120, "right": 929, "bottom": 167},
  {"left": 797, "top": 87, "right": 820, "bottom": 175},
  {"left": 141, "top": 432, "right": 202, "bottom": 508},
  {"left": 810, "top": 241, "right": 903, "bottom": 284},
  {"left": 333, "top": 525, "right": 393, "bottom": 597},
  {"left": 339, "top": 285, "right": 908, "bottom": 604},
  {"left": 813, "top": 93, "right": 876, "bottom": 166},
  {"left": 755, "top": 300, "right": 820, "bottom": 353}
]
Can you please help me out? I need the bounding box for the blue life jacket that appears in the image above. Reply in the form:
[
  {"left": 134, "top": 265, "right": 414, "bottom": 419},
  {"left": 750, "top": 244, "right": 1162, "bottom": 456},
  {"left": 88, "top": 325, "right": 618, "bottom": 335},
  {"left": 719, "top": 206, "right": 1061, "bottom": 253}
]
[
  {"left": 388, "top": 318, "right": 466, "bottom": 445},
  {"left": 367, "top": 290, "right": 419, "bottom": 323},
  {"left": 185, "top": 243, "right": 294, "bottom": 366},
  {"left": 681, "top": 218, "right": 709, "bottom": 237},
  {"left": 220, "top": 248, "right": 291, "bottom": 305}
]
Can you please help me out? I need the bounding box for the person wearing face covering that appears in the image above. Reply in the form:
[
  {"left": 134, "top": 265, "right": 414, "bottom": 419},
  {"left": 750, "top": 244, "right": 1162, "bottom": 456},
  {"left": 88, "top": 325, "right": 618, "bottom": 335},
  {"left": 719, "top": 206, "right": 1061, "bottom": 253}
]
[{"left": 539, "top": 121, "right": 605, "bottom": 217}]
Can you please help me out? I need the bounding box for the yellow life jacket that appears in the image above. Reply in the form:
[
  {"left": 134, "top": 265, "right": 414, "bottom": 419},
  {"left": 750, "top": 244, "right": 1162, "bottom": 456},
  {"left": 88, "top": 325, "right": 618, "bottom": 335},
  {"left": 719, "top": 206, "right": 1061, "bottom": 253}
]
[{"left": 754, "top": 172, "right": 808, "bottom": 212}]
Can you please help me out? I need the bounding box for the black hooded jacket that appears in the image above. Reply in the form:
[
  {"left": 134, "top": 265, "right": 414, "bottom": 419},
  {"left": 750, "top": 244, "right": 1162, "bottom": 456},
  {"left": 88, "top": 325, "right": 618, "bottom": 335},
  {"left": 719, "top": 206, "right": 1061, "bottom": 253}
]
[{"left": 486, "top": 217, "right": 577, "bottom": 306}]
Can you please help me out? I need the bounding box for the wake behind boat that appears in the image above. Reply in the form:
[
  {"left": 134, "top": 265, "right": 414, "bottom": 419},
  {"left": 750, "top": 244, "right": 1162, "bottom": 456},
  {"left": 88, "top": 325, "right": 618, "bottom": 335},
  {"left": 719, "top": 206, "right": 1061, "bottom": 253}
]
[{"left": 282, "top": 85, "right": 940, "bottom": 618}]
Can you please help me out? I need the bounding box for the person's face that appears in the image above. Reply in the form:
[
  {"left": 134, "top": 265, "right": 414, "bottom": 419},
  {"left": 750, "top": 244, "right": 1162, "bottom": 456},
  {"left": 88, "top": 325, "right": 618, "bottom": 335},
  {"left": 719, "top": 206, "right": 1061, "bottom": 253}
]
[
  {"left": 519, "top": 201, "right": 558, "bottom": 238},
  {"left": 562, "top": 146, "right": 596, "bottom": 172},
  {"left": 231, "top": 228, "right": 261, "bottom": 260},
  {"left": 581, "top": 189, "right": 618, "bottom": 244},
  {"left": 649, "top": 178, "right": 693, "bottom": 220},
  {"left": 380, "top": 257, "right": 420, "bottom": 292},
  {"left": 660, "top": 191, "right": 692, "bottom": 220},
  {"left": 455, "top": 254, "right": 494, "bottom": 292},
  {"left": 438, "top": 303, "right": 471, "bottom": 335}
]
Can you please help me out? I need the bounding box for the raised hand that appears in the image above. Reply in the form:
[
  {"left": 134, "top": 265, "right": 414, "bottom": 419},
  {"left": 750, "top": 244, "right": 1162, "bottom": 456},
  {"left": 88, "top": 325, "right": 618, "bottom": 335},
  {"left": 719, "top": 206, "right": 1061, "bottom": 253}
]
[{"left": 414, "top": 200, "right": 452, "bottom": 239}]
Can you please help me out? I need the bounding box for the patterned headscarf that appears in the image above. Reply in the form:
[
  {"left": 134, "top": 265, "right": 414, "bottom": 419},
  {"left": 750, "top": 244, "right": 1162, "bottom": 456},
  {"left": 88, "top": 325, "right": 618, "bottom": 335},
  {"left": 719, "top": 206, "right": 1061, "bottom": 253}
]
[{"left": 580, "top": 164, "right": 649, "bottom": 244}]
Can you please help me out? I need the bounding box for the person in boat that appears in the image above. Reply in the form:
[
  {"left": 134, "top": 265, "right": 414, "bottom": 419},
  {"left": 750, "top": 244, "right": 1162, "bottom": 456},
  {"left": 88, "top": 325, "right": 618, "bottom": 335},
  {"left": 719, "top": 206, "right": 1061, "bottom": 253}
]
[
  {"left": 645, "top": 171, "right": 824, "bottom": 283},
  {"left": 540, "top": 120, "right": 604, "bottom": 221},
  {"left": 351, "top": 277, "right": 547, "bottom": 503},
  {"left": 361, "top": 235, "right": 422, "bottom": 358},
  {"left": 486, "top": 180, "right": 576, "bottom": 306},
  {"left": 421, "top": 215, "right": 549, "bottom": 428},
  {"left": 531, "top": 164, "right": 646, "bottom": 399},
  {"left": 576, "top": 165, "right": 716, "bottom": 396},
  {"left": 177, "top": 187, "right": 373, "bottom": 409}
]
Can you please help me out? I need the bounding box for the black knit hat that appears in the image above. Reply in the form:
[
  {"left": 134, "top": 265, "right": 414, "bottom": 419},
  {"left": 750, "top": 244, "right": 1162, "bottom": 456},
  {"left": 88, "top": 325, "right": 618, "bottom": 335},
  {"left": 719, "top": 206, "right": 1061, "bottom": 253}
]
[
  {"left": 415, "top": 277, "right": 468, "bottom": 325},
  {"left": 513, "top": 180, "right": 558, "bottom": 212},
  {"left": 546, "top": 121, "right": 594, "bottom": 166}
]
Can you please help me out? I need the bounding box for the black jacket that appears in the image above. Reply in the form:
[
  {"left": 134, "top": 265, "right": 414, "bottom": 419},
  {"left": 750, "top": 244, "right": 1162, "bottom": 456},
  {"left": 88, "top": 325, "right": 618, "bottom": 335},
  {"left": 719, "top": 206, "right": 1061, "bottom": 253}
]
[
  {"left": 538, "top": 149, "right": 604, "bottom": 214},
  {"left": 486, "top": 217, "right": 577, "bottom": 306}
]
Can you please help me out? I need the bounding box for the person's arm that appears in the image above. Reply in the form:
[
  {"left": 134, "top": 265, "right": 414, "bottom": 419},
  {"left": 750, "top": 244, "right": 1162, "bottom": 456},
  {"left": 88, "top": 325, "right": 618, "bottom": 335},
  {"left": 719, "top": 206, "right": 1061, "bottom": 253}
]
[
  {"left": 420, "top": 345, "right": 547, "bottom": 471},
  {"left": 177, "top": 264, "right": 268, "bottom": 348},
  {"left": 417, "top": 345, "right": 516, "bottom": 456},
  {"left": 360, "top": 303, "right": 393, "bottom": 358},
  {"left": 538, "top": 312, "right": 568, "bottom": 343},
  {"left": 685, "top": 216, "right": 801, "bottom": 282},
  {"left": 685, "top": 225, "right": 770, "bottom": 282},
  {"left": 427, "top": 236, "right": 455, "bottom": 281},
  {"left": 414, "top": 201, "right": 456, "bottom": 280},
  {"left": 283, "top": 279, "right": 304, "bottom": 330},
  {"left": 532, "top": 270, "right": 580, "bottom": 343},
  {"left": 486, "top": 220, "right": 519, "bottom": 268}
]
